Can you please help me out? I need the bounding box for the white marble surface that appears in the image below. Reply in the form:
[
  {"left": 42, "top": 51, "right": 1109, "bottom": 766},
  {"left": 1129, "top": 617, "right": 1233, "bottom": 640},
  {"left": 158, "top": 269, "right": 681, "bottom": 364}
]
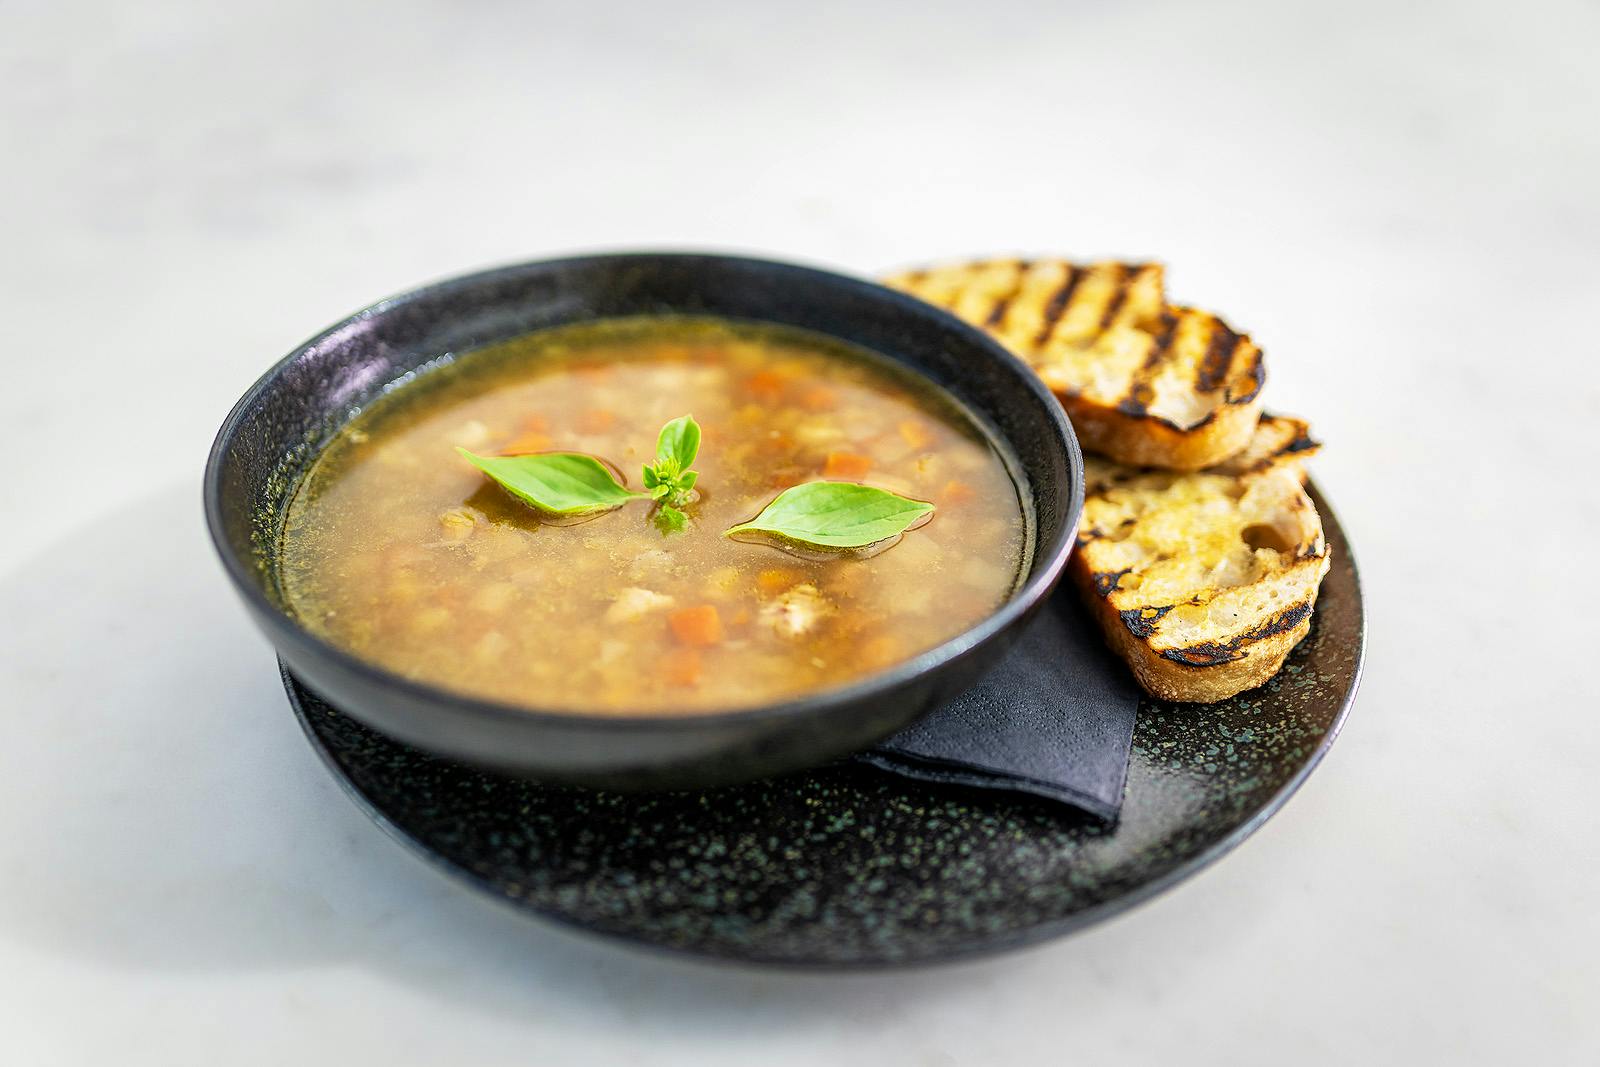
[{"left": 3, "top": 1, "right": 1597, "bottom": 1062}]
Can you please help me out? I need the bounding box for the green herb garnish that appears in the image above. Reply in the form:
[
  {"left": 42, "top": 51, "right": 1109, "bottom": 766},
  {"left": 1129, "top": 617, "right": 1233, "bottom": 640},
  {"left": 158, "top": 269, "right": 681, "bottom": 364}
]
[
  {"left": 642, "top": 415, "right": 700, "bottom": 504},
  {"left": 462, "top": 414, "right": 935, "bottom": 552},
  {"left": 455, "top": 448, "right": 644, "bottom": 515},
  {"left": 642, "top": 414, "right": 701, "bottom": 534},
  {"left": 724, "top": 482, "right": 935, "bottom": 549}
]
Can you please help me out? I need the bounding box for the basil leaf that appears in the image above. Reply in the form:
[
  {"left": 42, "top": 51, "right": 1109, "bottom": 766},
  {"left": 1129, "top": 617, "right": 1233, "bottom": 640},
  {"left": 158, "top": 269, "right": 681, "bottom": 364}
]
[
  {"left": 456, "top": 448, "right": 643, "bottom": 515},
  {"left": 641, "top": 414, "right": 702, "bottom": 511},
  {"left": 656, "top": 414, "right": 700, "bottom": 475},
  {"left": 725, "top": 482, "right": 935, "bottom": 549}
]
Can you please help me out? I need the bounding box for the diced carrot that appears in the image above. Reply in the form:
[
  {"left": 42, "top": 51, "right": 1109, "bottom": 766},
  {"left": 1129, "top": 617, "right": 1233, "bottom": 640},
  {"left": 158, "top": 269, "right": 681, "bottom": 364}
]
[
  {"left": 519, "top": 414, "right": 549, "bottom": 433},
  {"left": 757, "top": 568, "right": 799, "bottom": 595},
  {"left": 823, "top": 452, "right": 873, "bottom": 480},
  {"left": 941, "top": 480, "right": 977, "bottom": 505},
  {"left": 898, "top": 420, "right": 934, "bottom": 450},
  {"left": 662, "top": 649, "right": 703, "bottom": 688},
  {"left": 497, "top": 431, "right": 551, "bottom": 455},
  {"left": 730, "top": 606, "right": 751, "bottom": 626},
  {"left": 668, "top": 604, "right": 724, "bottom": 647},
  {"left": 799, "top": 386, "right": 837, "bottom": 411},
  {"left": 743, "top": 369, "right": 788, "bottom": 402},
  {"left": 577, "top": 409, "right": 615, "bottom": 433}
]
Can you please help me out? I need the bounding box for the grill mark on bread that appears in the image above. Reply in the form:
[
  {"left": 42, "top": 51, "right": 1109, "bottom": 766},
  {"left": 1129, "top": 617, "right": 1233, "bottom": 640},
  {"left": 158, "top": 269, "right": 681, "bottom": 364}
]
[
  {"left": 1156, "top": 600, "right": 1315, "bottom": 667},
  {"left": 1237, "top": 434, "right": 1317, "bottom": 474},
  {"left": 1195, "top": 318, "right": 1242, "bottom": 394},
  {"left": 1092, "top": 569, "right": 1133, "bottom": 596},
  {"left": 1284, "top": 433, "right": 1317, "bottom": 454},
  {"left": 1031, "top": 266, "right": 1083, "bottom": 350},
  {"left": 983, "top": 261, "right": 1029, "bottom": 328},
  {"left": 1210, "top": 415, "right": 1319, "bottom": 475},
  {"left": 1116, "top": 311, "right": 1180, "bottom": 416},
  {"left": 1120, "top": 605, "right": 1172, "bottom": 638},
  {"left": 1098, "top": 265, "right": 1132, "bottom": 330},
  {"left": 1229, "top": 348, "right": 1266, "bottom": 404}
]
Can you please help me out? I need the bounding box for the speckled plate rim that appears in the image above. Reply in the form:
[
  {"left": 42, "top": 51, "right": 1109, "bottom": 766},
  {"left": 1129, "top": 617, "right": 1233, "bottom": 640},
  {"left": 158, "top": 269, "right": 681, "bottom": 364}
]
[{"left": 286, "top": 481, "right": 1364, "bottom": 970}]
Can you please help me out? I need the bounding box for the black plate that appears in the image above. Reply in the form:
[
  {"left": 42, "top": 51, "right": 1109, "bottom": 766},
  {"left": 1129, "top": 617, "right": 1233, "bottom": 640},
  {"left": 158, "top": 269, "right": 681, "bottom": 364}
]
[{"left": 290, "top": 482, "right": 1363, "bottom": 967}]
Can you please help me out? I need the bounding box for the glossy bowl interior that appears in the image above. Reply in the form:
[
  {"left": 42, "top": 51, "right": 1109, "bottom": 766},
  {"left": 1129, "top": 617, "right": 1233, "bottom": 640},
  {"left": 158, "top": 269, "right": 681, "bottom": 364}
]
[{"left": 205, "top": 253, "right": 1083, "bottom": 789}]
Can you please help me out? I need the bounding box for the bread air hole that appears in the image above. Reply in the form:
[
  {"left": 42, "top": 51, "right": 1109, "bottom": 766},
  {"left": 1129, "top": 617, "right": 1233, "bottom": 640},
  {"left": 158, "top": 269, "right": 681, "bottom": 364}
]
[{"left": 1241, "top": 523, "right": 1295, "bottom": 554}]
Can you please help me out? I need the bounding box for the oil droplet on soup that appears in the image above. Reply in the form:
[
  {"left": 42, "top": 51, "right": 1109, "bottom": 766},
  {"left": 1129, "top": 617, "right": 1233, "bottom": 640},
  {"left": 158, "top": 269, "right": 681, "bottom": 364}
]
[{"left": 279, "top": 317, "right": 1028, "bottom": 715}]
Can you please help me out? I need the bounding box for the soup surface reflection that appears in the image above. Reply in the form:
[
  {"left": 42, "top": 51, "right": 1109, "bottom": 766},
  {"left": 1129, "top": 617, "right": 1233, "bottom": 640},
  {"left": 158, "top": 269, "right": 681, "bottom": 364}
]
[{"left": 281, "top": 317, "right": 1027, "bottom": 714}]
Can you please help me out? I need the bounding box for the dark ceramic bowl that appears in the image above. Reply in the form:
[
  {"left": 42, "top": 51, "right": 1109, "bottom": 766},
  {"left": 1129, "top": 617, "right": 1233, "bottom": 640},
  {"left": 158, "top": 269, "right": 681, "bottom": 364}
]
[{"left": 204, "top": 253, "right": 1083, "bottom": 790}]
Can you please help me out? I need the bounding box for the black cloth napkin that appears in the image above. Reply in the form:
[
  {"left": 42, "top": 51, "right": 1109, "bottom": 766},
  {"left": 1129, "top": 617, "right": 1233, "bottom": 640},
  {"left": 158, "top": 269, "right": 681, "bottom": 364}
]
[{"left": 855, "top": 589, "right": 1140, "bottom": 821}]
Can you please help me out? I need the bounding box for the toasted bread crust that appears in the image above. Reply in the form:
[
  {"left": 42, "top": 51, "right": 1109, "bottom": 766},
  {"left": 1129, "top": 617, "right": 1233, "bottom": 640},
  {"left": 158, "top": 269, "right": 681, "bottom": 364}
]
[
  {"left": 883, "top": 260, "right": 1265, "bottom": 469},
  {"left": 1209, "top": 413, "right": 1319, "bottom": 477},
  {"left": 1060, "top": 388, "right": 1264, "bottom": 471}
]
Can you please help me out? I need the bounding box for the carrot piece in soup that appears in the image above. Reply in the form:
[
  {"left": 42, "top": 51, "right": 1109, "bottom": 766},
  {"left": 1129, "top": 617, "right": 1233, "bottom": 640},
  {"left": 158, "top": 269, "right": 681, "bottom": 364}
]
[
  {"left": 662, "top": 649, "right": 703, "bottom": 687},
  {"left": 800, "top": 385, "right": 837, "bottom": 411},
  {"left": 757, "top": 568, "right": 799, "bottom": 595},
  {"left": 743, "top": 369, "right": 788, "bottom": 402},
  {"left": 941, "top": 480, "right": 976, "bottom": 505},
  {"left": 497, "top": 431, "right": 551, "bottom": 455},
  {"left": 577, "top": 409, "right": 616, "bottom": 433},
  {"left": 668, "top": 605, "right": 724, "bottom": 647},
  {"left": 898, "top": 420, "right": 934, "bottom": 450},
  {"left": 823, "top": 452, "right": 873, "bottom": 480}
]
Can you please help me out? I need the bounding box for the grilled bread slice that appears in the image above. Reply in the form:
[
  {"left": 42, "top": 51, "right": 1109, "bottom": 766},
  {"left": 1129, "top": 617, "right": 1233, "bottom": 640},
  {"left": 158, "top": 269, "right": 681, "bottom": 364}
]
[
  {"left": 1207, "top": 412, "right": 1320, "bottom": 477},
  {"left": 884, "top": 259, "right": 1265, "bottom": 470},
  {"left": 1073, "top": 415, "right": 1331, "bottom": 702}
]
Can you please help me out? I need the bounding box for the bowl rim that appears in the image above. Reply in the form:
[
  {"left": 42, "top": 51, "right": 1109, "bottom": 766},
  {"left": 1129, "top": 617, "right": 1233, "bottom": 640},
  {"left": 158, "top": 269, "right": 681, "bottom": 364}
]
[{"left": 203, "top": 251, "right": 1084, "bottom": 733}]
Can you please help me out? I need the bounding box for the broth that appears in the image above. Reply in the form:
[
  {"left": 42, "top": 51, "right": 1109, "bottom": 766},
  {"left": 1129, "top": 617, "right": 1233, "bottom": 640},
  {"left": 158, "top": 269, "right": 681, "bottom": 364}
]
[{"left": 280, "top": 317, "right": 1027, "bottom": 714}]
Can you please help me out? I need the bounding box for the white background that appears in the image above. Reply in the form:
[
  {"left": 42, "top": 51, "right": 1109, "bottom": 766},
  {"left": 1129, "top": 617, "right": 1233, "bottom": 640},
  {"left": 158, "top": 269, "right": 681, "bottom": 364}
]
[{"left": 3, "top": 1, "right": 1596, "bottom": 1063}]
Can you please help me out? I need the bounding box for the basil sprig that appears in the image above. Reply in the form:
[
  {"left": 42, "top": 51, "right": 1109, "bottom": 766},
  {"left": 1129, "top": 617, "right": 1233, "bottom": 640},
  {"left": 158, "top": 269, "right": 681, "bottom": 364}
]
[
  {"left": 725, "top": 482, "right": 934, "bottom": 549},
  {"left": 461, "top": 414, "right": 937, "bottom": 550},
  {"left": 455, "top": 448, "right": 644, "bottom": 515},
  {"left": 641, "top": 414, "right": 701, "bottom": 532}
]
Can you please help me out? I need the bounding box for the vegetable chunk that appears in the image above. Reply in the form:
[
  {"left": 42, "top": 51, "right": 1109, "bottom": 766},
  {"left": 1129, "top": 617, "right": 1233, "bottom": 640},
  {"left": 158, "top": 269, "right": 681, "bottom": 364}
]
[
  {"left": 669, "top": 604, "right": 724, "bottom": 647},
  {"left": 822, "top": 452, "right": 873, "bottom": 480}
]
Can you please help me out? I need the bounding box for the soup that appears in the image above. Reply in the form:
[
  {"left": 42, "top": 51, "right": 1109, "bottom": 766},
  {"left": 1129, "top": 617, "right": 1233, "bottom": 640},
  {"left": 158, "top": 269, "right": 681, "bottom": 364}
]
[{"left": 280, "top": 317, "right": 1028, "bottom": 714}]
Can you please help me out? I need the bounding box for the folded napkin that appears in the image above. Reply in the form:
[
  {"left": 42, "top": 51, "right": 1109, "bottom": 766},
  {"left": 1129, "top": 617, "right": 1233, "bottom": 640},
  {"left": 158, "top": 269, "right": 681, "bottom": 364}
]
[{"left": 855, "top": 589, "right": 1140, "bottom": 820}]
